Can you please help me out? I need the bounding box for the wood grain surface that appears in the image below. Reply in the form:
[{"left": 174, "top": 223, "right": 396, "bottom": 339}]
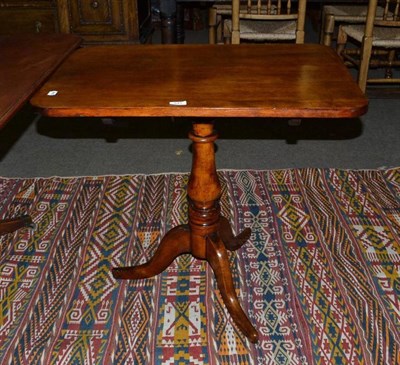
[{"left": 30, "top": 44, "right": 368, "bottom": 119}]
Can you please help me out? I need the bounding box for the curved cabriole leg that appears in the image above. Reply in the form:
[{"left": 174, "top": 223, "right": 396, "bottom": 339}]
[
  {"left": 0, "top": 215, "right": 34, "bottom": 235},
  {"left": 207, "top": 235, "right": 259, "bottom": 343},
  {"left": 112, "top": 225, "right": 191, "bottom": 280},
  {"left": 219, "top": 216, "right": 251, "bottom": 251}
]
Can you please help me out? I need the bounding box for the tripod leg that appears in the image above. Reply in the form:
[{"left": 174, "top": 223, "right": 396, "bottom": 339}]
[
  {"left": 218, "top": 216, "right": 251, "bottom": 251},
  {"left": 112, "top": 225, "right": 191, "bottom": 280},
  {"left": 0, "top": 215, "right": 34, "bottom": 235},
  {"left": 207, "top": 235, "right": 258, "bottom": 343}
]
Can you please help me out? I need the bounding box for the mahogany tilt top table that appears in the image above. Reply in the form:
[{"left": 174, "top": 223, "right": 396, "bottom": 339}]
[{"left": 30, "top": 44, "right": 368, "bottom": 343}]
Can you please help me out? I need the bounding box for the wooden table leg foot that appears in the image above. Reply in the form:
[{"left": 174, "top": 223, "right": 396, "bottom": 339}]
[
  {"left": 112, "top": 225, "right": 191, "bottom": 280},
  {"left": 219, "top": 216, "right": 252, "bottom": 251},
  {"left": 0, "top": 214, "right": 34, "bottom": 235},
  {"left": 207, "top": 235, "right": 259, "bottom": 343}
]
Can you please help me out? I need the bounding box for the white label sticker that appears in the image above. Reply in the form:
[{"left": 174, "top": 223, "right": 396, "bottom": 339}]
[
  {"left": 47, "top": 90, "right": 58, "bottom": 96},
  {"left": 169, "top": 100, "right": 187, "bottom": 106}
]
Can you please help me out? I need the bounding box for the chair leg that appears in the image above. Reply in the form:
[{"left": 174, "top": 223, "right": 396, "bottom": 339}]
[
  {"left": 336, "top": 25, "right": 347, "bottom": 57},
  {"left": 322, "top": 14, "right": 335, "bottom": 47},
  {"left": 223, "top": 20, "right": 232, "bottom": 44},
  {"left": 358, "top": 36, "right": 373, "bottom": 93},
  {"left": 296, "top": 29, "right": 305, "bottom": 44},
  {"left": 230, "top": 28, "right": 240, "bottom": 44},
  {"left": 216, "top": 14, "right": 223, "bottom": 44},
  {"left": 384, "top": 49, "right": 396, "bottom": 79},
  {"left": 208, "top": 7, "right": 217, "bottom": 44}
]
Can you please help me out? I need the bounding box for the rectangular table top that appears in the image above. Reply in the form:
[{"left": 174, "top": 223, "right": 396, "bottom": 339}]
[
  {"left": 31, "top": 44, "right": 368, "bottom": 119},
  {"left": 0, "top": 34, "right": 81, "bottom": 129}
]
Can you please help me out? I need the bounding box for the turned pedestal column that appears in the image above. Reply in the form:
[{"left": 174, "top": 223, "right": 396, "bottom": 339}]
[{"left": 112, "top": 120, "right": 258, "bottom": 343}]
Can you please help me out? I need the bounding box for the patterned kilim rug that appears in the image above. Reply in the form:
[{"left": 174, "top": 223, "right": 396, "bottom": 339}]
[{"left": 1, "top": 168, "right": 399, "bottom": 365}]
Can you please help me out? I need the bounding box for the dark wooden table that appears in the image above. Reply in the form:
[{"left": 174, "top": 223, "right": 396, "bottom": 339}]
[
  {"left": 30, "top": 43, "right": 368, "bottom": 343},
  {"left": 0, "top": 34, "right": 81, "bottom": 235}
]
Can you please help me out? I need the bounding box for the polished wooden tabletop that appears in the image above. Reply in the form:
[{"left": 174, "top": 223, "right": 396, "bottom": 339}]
[
  {"left": 31, "top": 44, "right": 368, "bottom": 119},
  {"left": 0, "top": 34, "right": 81, "bottom": 129}
]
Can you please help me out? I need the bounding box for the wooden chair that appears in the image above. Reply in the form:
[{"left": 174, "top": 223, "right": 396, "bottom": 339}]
[
  {"left": 336, "top": 0, "right": 400, "bottom": 92},
  {"left": 208, "top": 1, "right": 257, "bottom": 44},
  {"left": 209, "top": 1, "right": 232, "bottom": 44},
  {"left": 221, "top": 0, "right": 307, "bottom": 44},
  {"left": 320, "top": 4, "right": 386, "bottom": 47}
]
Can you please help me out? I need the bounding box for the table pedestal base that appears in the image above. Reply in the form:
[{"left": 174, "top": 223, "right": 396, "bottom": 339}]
[
  {"left": 0, "top": 215, "right": 33, "bottom": 235},
  {"left": 112, "top": 120, "right": 259, "bottom": 343}
]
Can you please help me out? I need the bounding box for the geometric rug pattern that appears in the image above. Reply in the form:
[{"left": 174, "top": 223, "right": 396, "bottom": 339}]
[{"left": 0, "top": 168, "right": 399, "bottom": 364}]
